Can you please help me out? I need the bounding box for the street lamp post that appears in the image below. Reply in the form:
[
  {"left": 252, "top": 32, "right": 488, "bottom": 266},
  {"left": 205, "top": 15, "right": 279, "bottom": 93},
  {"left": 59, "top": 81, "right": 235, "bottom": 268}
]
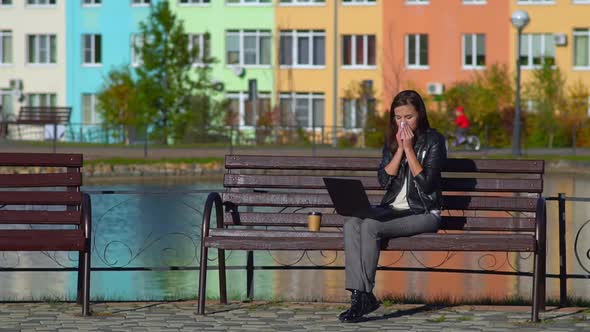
[{"left": 511, "top": 10, "right": 530, "bottom": 157}]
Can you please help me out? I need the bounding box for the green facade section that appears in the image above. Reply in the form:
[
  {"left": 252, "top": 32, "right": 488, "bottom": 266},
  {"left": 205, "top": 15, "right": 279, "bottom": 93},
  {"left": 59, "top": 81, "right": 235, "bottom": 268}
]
[{"left": 171, "top": 1, "right": 275, "bottom": 97}]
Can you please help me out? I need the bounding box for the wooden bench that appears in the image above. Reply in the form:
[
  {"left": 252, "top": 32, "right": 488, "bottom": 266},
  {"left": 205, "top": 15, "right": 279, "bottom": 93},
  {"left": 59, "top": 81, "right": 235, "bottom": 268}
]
[
  {"left": 0, "top": 153, "right": 91, "bottom": 316},
  {"left": 198, "top": 155, "right": 546, "bottom": 322}
]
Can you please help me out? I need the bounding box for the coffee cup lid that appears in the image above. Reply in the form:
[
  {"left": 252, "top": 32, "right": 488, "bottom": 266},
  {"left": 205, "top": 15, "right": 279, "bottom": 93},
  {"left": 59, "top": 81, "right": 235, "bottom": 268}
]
[{"left": 308, "top": 211, "right": 322, "bottom": 216}]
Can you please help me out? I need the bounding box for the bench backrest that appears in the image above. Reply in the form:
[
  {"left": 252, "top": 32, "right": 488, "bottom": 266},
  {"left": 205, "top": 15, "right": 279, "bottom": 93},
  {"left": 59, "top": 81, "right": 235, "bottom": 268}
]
[
  {"left": 221, "top": 155, "right": 544, "bottom": 233},
  {"left": 0, "top": 153, "right": 84, "bottom": 240},
  {"left": 17, "top": 107, "right": 72, "bottom": 125}
]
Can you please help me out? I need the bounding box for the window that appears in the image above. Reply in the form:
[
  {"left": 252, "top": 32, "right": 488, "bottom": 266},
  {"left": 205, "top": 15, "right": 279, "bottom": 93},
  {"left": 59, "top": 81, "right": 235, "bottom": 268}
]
[
  {"left": 82, "top": 0, "right": 101, "bottom": 5},
  {"left": 279, "top": 93, "right": 324, "bottom": 128},
  {"left": 188, "top": 34, "right": 209, "bottom": 65},
  {"left": 1, "top": 0, "right": 13, "bottom": 6},
  {"left": 131, "top": 34, "right": 144, "bottom": 66},
  {"left": 279, "top": 0, "right": 324, "bottom": 5},
  {"left": 226, "top": 30, "right": 271, "bottom": 66},
  {"left": 342, "top": 34, "right": 376, "bottom": 67},
  {"left": 27, "top": 34, "right": 57, "bottom": 64},
  {"left": 179, "top": 0, "right": 210, "bottom": 4},
  {"left": 227, "top": 0, "right": 271, "bottom": 4},
  {"left": 406, "top": 0, "right": 428, "bottom": 4},
  {"left": 405, "top": 34, "right": 428, "bottom": 68},
  {"left": 463, "top": 33, "right": 485, "bottom": 69},
  {"left": 131, "top": 0, "right": 150, "bottom": 6},
  {"left": 26, "top": 0, "right": 56, "bottom": 5},
  {"left": 26, "top": 93, "right": 57, "bottom": 107},
  {"left": 516, "top": 0, "right": 554, "bottom": 4},
  {"left": 342, "top": 0, "right": 376, "bottom": 4},
  {"left": 0, "top": 31, "right": 12, "bottom": 64},
  {"left": 82, "top": 34, "right": 102, "bottom": 65},
  {"left": 82, "top": 94, "right": 101, "bottom": 123},
  {"left": 226, "top": 92, "right": 271, "bottom": 127},
  {"left": 519, "top": 33, "right": 555, "bottom": 68},
  {"left": 573, "top": 0, "right": 590, "bottom": 4},
  {"left": 280, "top": 30, "right": 325, "bottom": 67},
  {"left": 342, "top": 99, "right": 364, "bottom": 129},
  {"left": 574, "top": 29, "right": 590, "bottom": 68},
  {"left": 462, "top": 0, "right": 486, "bottom": 4}
]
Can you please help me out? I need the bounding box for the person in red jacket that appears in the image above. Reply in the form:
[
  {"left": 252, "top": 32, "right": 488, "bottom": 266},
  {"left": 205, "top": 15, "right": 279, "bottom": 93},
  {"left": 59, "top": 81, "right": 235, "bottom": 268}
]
[{"left": 454, "top": 106, "right": 469, "bottom": 146}]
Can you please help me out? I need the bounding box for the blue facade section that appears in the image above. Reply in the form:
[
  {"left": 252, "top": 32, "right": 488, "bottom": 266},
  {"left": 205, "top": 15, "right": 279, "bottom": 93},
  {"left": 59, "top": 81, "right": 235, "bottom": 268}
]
[{"left": 66, "top": 1, "right": 157, "bottom": 130}]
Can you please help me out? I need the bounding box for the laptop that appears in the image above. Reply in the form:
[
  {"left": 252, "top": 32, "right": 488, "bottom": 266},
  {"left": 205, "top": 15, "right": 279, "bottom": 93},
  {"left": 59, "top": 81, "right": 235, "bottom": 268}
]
[{"left": 323, "top": 177, "right": 407, "bottom": 221}]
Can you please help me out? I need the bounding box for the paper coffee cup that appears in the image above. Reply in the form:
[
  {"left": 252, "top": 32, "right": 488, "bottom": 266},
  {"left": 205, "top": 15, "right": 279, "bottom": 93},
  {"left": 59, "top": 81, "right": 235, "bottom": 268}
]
[{"left": 308, "top": 212, "right": 322, "bottom": 231}]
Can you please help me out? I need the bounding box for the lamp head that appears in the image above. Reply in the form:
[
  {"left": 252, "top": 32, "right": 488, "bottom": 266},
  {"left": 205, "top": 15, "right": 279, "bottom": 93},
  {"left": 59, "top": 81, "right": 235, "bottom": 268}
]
[{"left": 511, "top": 10, "right": 530, "bottom": 30}]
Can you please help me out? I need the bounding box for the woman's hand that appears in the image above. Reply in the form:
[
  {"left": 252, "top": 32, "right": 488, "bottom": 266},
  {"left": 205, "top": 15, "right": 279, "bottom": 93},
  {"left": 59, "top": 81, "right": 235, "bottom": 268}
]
[
  {"left": 395, "top": 128, "right": 404, "bottom": 152},
  {"left": 401, "top": 125, "right": 414, "bottom": 152}
]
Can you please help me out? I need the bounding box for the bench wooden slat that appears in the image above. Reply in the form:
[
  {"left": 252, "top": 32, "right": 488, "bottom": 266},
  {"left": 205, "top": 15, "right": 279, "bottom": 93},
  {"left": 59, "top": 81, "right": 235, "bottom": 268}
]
[
  {"left": 0, "top": 192, "right": 82, "bottom": 205},
  {"left": 0, "top": 153, "right": 82, "bottom": 167},
  {"left": 222, "top": 212, "right": 536, "bottom": 231},
  {"left": 225, "top": 155, "right": 544, "bottom": 174},
  {"left": 0, "top": 173, "right": 82, "bottom": 187},
  {"left": 0, "top": 210, "right": 81, "bottom": 224},
  {"left": 445, "top": 159, "right": 544, "bottom": 174},
  {"left": 0, "top": 230, "right": 85, "bottom": 251},
  {"left": 222, "top": 192, "right": 538, "bottom": 212},
  {"left": 224, "top": 174, "right": 543, "bottom": 193},
  {"left": 205, "top": 232, "right": 535, "bottom": 252},
  {"left": 226, "top": 155, "right": 380, "bottom": 171}
]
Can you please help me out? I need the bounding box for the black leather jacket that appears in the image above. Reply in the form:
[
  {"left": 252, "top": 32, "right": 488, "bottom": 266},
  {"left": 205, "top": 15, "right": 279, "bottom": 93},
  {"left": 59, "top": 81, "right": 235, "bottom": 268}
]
[{"left": 378, "top": 128, "right": 447, "bottom": 214}]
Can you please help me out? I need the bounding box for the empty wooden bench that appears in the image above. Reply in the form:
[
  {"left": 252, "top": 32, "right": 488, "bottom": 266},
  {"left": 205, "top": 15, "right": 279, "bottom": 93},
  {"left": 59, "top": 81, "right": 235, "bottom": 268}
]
[
  {"left": 0, "top": 153, "right": 91, "bottom": 316},
  {"left": 198, "top": 155, "right": 546, "bottom": 322}
]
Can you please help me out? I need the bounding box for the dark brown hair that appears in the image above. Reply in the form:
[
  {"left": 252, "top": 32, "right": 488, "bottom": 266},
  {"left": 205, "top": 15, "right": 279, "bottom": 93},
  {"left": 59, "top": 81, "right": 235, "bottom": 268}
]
[{"left": 386, "top": 90, "right": 431, "bottom": 152}]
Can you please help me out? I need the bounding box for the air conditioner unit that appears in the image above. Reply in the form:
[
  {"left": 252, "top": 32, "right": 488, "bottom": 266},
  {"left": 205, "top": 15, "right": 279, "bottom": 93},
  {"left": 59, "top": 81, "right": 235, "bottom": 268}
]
[
  {"left": 554, "top": 33, "right": 567, "bottom": 47},
  {"left": 232, "top": 66, "right": 245, "bottom": 78},
  {"left": 9, "top": 79, "right": 23, "bottom": 91},
  {"left": 426, "top": 82, "right": 444, "bottom": 95},
  {"left": 211, "top": 79, "right": 225, "bottom": 92}
]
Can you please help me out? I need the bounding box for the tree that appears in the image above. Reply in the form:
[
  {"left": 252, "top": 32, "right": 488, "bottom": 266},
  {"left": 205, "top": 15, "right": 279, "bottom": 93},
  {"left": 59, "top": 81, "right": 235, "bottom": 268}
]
[
  {"left": 96, "top": 67, "right": 146, "bottom": 143},
  {"left": 443, "top": 64, "right": 514, "bottom": 147},
  {"left": 523, "top": 61, "right": 567, "bottom": 148},
  {"left": 98, "top": 1, "right": 225, "bottom": 145}
]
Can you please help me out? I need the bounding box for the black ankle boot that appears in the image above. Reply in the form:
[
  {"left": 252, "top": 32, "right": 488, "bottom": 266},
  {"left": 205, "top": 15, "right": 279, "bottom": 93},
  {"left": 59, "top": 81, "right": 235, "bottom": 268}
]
[
  {"left": 363, "top": 292, "right": 380, "bottom": 315},
  {"left": 339, "top": 290, "right": 366, "bottom": 323}
]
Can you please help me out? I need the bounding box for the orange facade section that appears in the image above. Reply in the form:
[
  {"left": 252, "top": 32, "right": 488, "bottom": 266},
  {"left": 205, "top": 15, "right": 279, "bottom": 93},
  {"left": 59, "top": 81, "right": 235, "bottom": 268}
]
[{"left": 381, "top": 1, "right": 510, "bottom": 110}]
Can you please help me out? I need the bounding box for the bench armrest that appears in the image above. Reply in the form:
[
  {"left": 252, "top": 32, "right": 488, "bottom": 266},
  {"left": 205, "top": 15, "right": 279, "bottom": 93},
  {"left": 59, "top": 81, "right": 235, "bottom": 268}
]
[
  {"left": 535, "top": 197, "right": 547, "bottom": 254},
  {"left": 82, "top": 192, "right": 92, "bottom": 248},
  {"left": 201, "top": 192, "right": 224, "bottom": 241}
]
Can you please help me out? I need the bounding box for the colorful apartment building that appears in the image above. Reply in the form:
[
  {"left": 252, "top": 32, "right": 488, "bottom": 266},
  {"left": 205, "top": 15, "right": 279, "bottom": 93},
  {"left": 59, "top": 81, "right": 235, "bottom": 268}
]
[
  {"left": 382, "top": 0, "right": 511, "bottom": 108},
  {"left": 0, "top": 0, "right": 67, "bottom": 121},
  {"left": 2, "top": 0, "right": 590, "bottom": 143},
  {"left": 66, "top": 0, "right": 158, "bottom": 132}
]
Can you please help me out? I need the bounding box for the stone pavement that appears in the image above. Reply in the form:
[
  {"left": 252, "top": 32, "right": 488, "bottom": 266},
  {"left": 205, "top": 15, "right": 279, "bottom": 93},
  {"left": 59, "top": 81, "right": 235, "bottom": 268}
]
[{"left": 0, "top": 301, "right": 589, "bottom": 332}]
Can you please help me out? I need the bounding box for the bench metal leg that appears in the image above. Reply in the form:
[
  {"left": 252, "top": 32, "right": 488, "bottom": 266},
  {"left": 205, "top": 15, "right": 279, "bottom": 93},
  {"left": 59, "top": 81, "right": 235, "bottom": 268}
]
[
  {"left": 76, "top": 253, "right": 84, "bottom": 305},
  {"left": 532, "top": 252, "right": 541, "bottom": 322},
  {"left": 82, "top": 249, "right": 91, "bottom": 316},
  {"left": 198, "top": 244, "right": 209, "bottom": 315},
  {"left": 218, "top": 249, "right": 227, "bottom": 305},
  {"left": 539, "top": 248, "right": 547, "bottom": 312},
  {"left": 246, "top": 251, "right": 254, "bottom": 302}
]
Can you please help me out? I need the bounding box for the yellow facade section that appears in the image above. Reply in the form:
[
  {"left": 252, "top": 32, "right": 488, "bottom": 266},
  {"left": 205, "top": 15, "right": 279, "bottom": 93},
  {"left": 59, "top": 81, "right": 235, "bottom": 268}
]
[
  {"left": 275, "top": 1, "right": 383, "bottom": 132},
  {"left": 511, "top": 2, "right": 590, "bottom": 88},
  {"left": 339, "top": 3, "right": 383, "bottom": 113}
]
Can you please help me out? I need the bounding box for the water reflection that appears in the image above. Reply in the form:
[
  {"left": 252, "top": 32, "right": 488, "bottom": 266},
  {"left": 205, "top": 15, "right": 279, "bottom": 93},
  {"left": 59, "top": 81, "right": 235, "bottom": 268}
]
[{"left": 0, "top": 173, "right": 589, "bottom": 302}]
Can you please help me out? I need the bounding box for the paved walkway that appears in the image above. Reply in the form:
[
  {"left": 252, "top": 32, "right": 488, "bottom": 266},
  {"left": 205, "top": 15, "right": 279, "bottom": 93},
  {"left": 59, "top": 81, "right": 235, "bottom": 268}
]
[{"left": 1, "top": 301, "right": 589, "bottom": 331}]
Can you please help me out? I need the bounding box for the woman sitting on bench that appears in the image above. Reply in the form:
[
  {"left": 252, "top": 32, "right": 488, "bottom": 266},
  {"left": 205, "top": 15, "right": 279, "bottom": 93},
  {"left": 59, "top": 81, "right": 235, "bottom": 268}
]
[{"left": 340, "top": 89, "right": 447, "bottom": 323}]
